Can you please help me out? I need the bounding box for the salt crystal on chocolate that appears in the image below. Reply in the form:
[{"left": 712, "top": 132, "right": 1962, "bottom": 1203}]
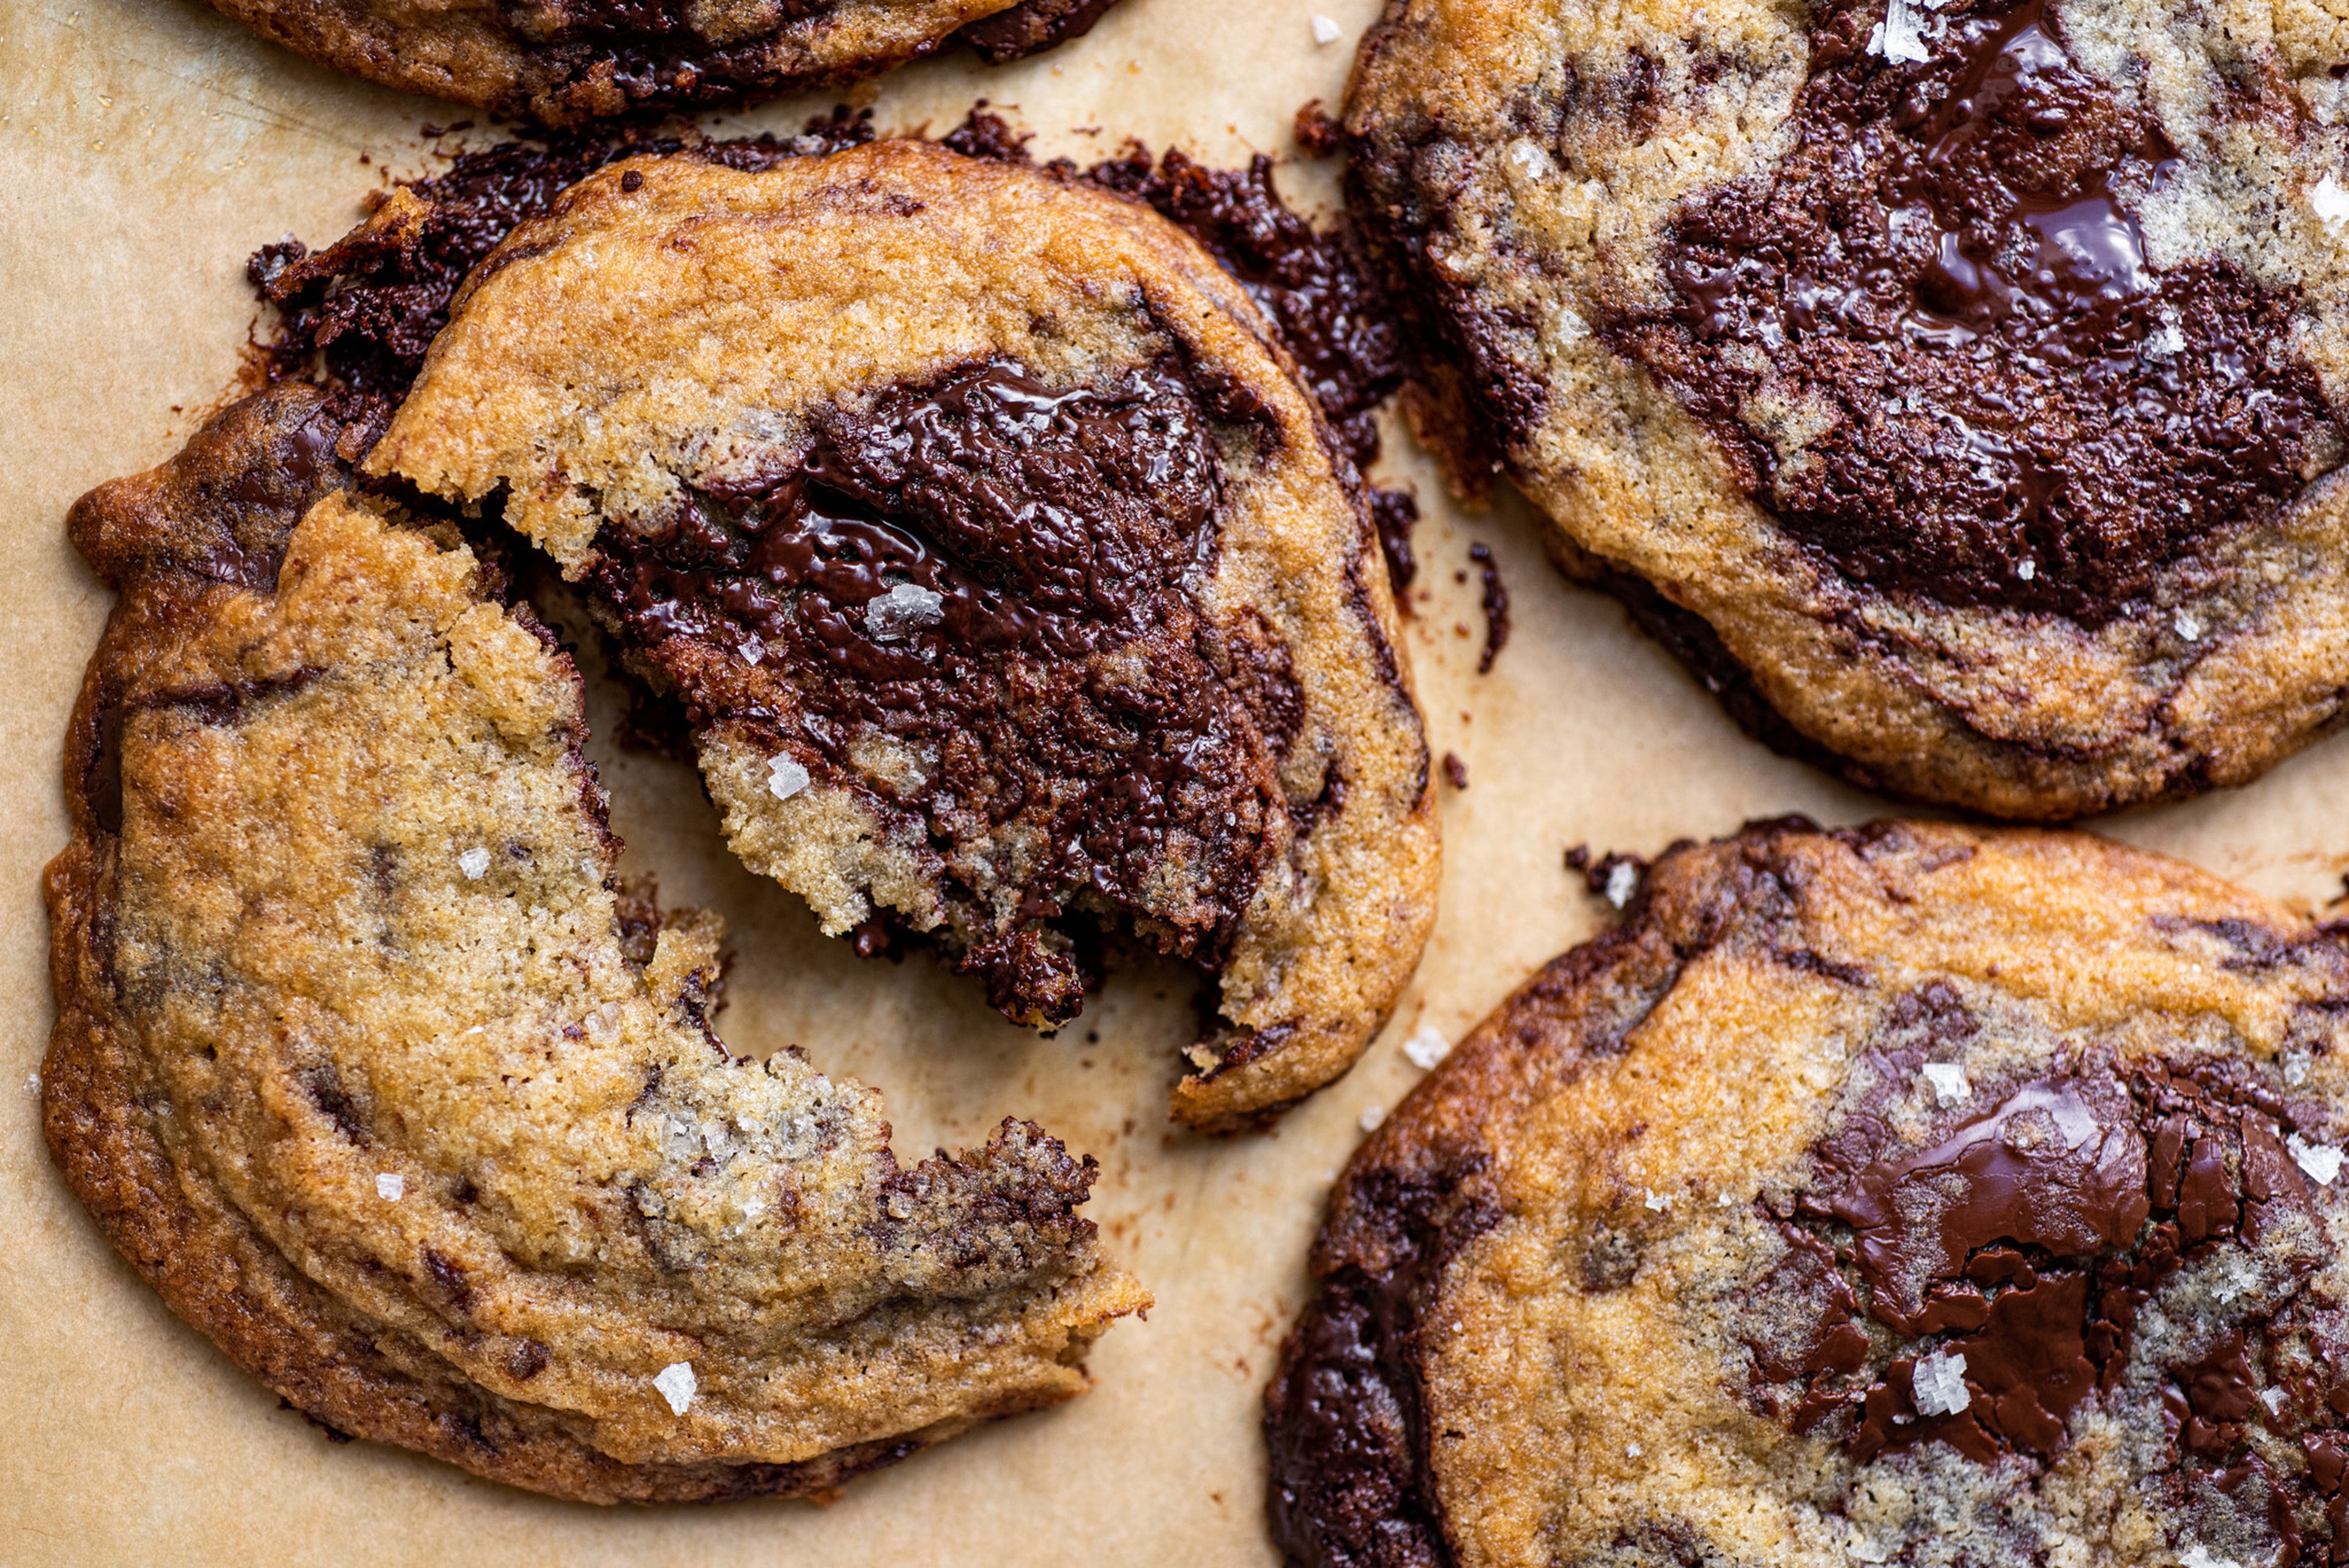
[
  {"left": 2289, "top": 1132, "right": 2342, "bottom": 1186},
  {"left": 1910, "top": 1348, "right": 1970, "bottom": 1416},
  {"left": 864, "top": 582, "right": 943, "bottom": 640},
  {"left": 1920, "top": 1063, "right": 1970, "bottom": 1105}
]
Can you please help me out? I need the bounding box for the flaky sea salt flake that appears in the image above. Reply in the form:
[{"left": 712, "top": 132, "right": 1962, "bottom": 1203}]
[
  {"left": 1605, "top": 861, "right": 1639, "bottom": 908},
  {"left": 2183, "top": 1545, "right": 2243, "bottom": 1568},
  {"left": 1911, "top": 1348, "right": 1970, "bottom": 1416},
  {"left": 458, "top": 846, "right": 492, "bottom": 880},
  {"left": 2175, "top": 611, "right": 2203, "bottom": 642},
  {"left": 2312, "top": 173, "right": 2349, "bottom": 232},
  {"left": 1644, "top": 1187, "right": 1671, "bottom": 1212},
  {"left": 376, "top": 1172, "right": 406, "bottom": 1201},
  {"left": 1871, "top": 0, "right": 1930, "bottom": 62},
  {"left": 2290, "top": 1132, "right": 2342, "bottom": 1186},
  {"left": 1403, "top": 1026, "right": 1452, "bottom": 1070},
  {"left": 767, "top": 756, "right": 811, "bottom": 802},
  {"left": 864, "top": 581, "right": 944, "bottom": 640},
  {"left": 1921, "top": 1062, "right": 1971, "bottom": 1105},
  {"left": 1311, "top": 13, "right": 1342, "bottom": 43},
  {"left": 1360, "top": 1105, "right": 1387, "bottom": 1133},
  {"left": 655, "top": 1361, "right": 698, "bottom": 1415}
]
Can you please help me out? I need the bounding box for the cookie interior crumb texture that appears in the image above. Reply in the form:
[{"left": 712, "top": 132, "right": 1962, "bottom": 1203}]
[
  {"left": 368, "top": 141, "right": 1441, "bottom": 1130},
  {"left": 1266, "top": 819, "right": 2349, "bottom": 1567},
  {"left": 1346, "top": 0, "right": 2349, "bottom": 819},
  {"left": 43, "top": 383, "right": 1149, "bottom": 1503}
]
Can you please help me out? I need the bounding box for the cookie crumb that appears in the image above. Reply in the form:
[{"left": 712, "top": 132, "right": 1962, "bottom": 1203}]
[
  {"left": 1403, "top": 1026, "right": 1451, "bottom": 1070},
  {"left": 1910, "top": 1348, "right": 1970, "bottom": 1416},
  {"left": 2289, "top": 1132, "right": 2342, "bottom": 1185},
  {"left": 1294, "top": 100, "right": 1340, "bottom": 157},
  {"left": 1359, "top": 1105, "right": 1386, "bottom": 1132},
  {"left": 1310, "top": 14, "right": 1341, "bottom": 44},
  {"left": 864, "top": 582, "right": 943, "bottom": 639},
  {"left": 655, "top": 1361, "right": 698, "bottom": 1415},
  {"left": 376, "top": 1172, "right": 406, "bottom": 1200},
  {"left": 1920, "top": 1062, "right": 1971, "bottom": 1105},
  {"left": 767, "top": 756, "right": 811, "bottom": 801},
  {"left": 458, "top": 846, "right": 492, "bottom": 880},
  {"left": 1441, "top": 751, "right": 1469, "bottom": 789}
]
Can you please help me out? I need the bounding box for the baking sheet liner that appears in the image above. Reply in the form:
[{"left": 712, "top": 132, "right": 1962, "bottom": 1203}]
[{"left": 4, "top": 0, "right": 2348, "bottom": 1559}]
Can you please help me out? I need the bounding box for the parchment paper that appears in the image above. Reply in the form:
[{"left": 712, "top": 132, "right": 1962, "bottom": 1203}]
[{"left": 4, "top": 1, "right": 2348, "bottom": 1561}]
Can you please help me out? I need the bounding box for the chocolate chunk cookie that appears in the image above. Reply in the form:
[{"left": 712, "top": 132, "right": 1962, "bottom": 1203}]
[
  {"left": 369, "top": 141, "right": 1440, "bottom": 1131},
  {"left": 43, "top": 382, "right": 1148, "bottom": 1503},
  {"left": 1348, "top": 0, "right": 2349, "bottom": 817},
  {"left": 1266, "top": 819, "right": 2349, "bottom": 1566},
  {"left": 200, "top": 0, "right": 1121, "bottom": 125}
]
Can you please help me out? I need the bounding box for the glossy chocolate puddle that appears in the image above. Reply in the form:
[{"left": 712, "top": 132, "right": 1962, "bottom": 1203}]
[{"left": 1601, "top": 0, "right": 2342, "bottom": 620}]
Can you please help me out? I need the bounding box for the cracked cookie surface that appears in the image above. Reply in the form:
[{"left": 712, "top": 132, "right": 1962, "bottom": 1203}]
[
  {"left": 1266, "top": 819, "right": 2349, "bottom": 1567},
  {"left": 1347, "top": 0, "right": 2349, "bottom": 818},
  {"left": 370, "top": 141, "right": 1441, "bottom": 1129},
  {"left": 43, "top": 382, "right": 1148, "bottom": 1503}
]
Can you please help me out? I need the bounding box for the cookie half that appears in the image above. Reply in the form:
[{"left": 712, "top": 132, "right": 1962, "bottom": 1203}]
[
  {"left": 1266, "top": 819, "right": 2349, "bottom": 1566},
  {"left": 369, "top": 141, "right": 1441, "bottom": 1131},
  {"left": 201, "top": 0, "right": 1117, "bottom": 125},
  {"left": 45, "top": 382, "right": 1148, "bottom": 1503},
  {"left": 1348, "top": 0, "right": 2349, "bottom": 818}
]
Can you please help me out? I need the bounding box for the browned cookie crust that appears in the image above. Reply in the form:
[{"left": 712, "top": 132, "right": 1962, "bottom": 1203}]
[
  {"left": 1266, "top": 820, "right": 2349, "bottom": 1566},
  {"left": 44, "top": 382, "right": 1148, "bottom": 1503},
  {"left": 368, "top": 141, "right": 1441, "bottom": 1130},
  {"left": 201, "top": 0, "right": 1121, "bottom": 125},
  {"left": 1347, "top": 0, "right": 2349, "bottom": 819}
]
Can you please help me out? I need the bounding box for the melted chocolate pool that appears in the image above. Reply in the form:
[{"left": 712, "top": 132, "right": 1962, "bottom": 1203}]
[
  {"left": 592, "top": 359, "right": 1291, "bottom": 1026},
  {"left": 1602, "top": 0, "right": 2342, "bottom": 620}
]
